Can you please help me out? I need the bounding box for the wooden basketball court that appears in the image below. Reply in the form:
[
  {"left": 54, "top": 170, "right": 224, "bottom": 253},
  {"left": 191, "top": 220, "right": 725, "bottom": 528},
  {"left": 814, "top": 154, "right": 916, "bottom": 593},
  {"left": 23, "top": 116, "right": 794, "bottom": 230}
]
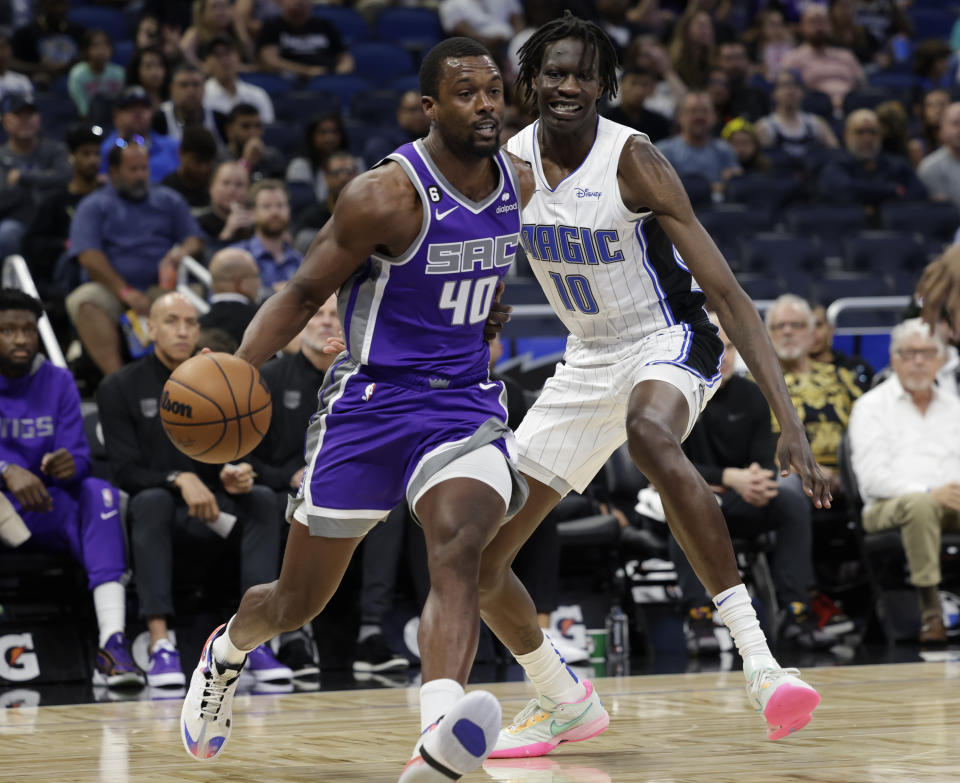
[{"left": 2, "top": 662, "right": 957, "bottom": 782}]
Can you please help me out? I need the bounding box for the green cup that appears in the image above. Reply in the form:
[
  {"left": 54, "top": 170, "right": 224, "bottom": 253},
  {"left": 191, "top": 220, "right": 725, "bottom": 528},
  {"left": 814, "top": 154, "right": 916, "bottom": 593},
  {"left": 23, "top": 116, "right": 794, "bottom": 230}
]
[{"left": 586, "top": 628, "right": 607, "bottom": 662}]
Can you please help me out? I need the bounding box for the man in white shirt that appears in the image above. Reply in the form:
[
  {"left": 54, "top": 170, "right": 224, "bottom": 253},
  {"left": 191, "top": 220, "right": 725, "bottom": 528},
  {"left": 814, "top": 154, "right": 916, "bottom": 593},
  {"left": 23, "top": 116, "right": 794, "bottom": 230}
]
[
  {"left": 849, "top": 318, "right": 960, "bottom": 643},
  {"left": 918, "top": 103, "right": 960, "bottom": 216},
  {"left": 202, "top": 36, "right": 274, "bottom": 125}
]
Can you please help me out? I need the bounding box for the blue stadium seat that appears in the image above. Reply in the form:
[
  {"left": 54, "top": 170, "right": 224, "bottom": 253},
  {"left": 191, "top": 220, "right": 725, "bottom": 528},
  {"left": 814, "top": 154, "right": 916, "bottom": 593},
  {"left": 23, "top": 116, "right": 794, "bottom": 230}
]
[
  {"left": 810, "top": 273, "right": 893, "bottom": 304},
  {"left": 390, "top": 75, "right": 420, "bottom": 94},
  {"left": 725, "top": 174, "right": 803, "bottom": 220},
  {"left": 802, "top": 90, "right": 833, "bottom": 118},
  {"left": 350, "top": 42, "right": 416, "bottom": 83},
  {"left": 880, "top": 201, "right": 960, "bottom": 244},
  {"left": 739, "top": 233, "right": 822, "bottom": 296},
  {"left": 306, "top": 75, "right": 373, "bottom": 104},
  {"left": 842, "top": 88, "right": 893, "bottom": 114},
  {"left": 843, "top": 231, "right": 927, "bottom": 274},
  {"left": 375, "top": 7, "right": 444, "bottom": 55},
  {"left": 111, "top": 39, "right": 134, "bottom": 67},
  {"left": 697, "top": 204, "right": 773, "bottom": 267},
  {"left": 311, "top": 5, "right": 370, "bottom": 45},
  {"left": 273, "top": 90, "right": 340, "bottom": 124},
  {"left": 288, "top": 182, "right": 316, "bottom": 214},
  {"left": 67, "top": 6, "right": 131, "bottom": 40},
  {"left": 679, "top": 173, "right": 711, "bottom": 208},
  {"left": 343, "top": 119, "right": 384, "bottom": 160},
  {"left": 784, "top": 204, "right": 867, "bottom": 258},
  {"left": 909, "top": 9, "right": 953, "bottom": 41},
  {"left": 242, "top": 72, "right": 294, "bottom": 99},
  {"left": 262, "top": 122, "right": 301, "bottom": 157},
  {"left": 737, "top": 273, "right": 787, "bottom": 301},
  {"left": 350, "top": 89, "right": 399, "bottom": 124},
  {"left": 867, "top": 70, "right": 915, "bottom": 92},
  {"left": 34, "top": 93, "right": 77, "bottom": 133}
]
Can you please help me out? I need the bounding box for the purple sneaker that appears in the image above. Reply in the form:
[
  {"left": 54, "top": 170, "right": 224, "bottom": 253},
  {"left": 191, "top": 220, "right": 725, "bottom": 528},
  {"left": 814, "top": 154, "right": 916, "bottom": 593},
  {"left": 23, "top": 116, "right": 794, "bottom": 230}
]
[
  {"left": 247, "top": 644, "right": 293, "bottom": 682},
  {"left": 94, "top": 632, "right": 145, "bottom": 688},
  {"left": 148, "top": 639, "right": 186, "bottom": 687}
]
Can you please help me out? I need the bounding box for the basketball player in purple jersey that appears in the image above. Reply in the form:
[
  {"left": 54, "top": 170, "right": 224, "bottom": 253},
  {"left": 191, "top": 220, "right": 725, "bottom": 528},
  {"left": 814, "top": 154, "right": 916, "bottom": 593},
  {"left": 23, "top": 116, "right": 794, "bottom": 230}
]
[
  {"left": 473, "top": 14, "right": 832, "bottom": 753},
  {"left": 180, "top": 38, "right": 538, "bottom": 782}
]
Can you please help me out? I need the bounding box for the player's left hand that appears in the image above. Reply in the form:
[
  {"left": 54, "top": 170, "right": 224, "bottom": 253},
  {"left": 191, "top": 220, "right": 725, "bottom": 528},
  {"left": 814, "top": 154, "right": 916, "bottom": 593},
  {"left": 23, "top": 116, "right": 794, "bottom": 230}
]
[
  {"left": 221, "top": 462, "right": 255, "bottom": 494},
  {"left": 323, "top": 331, "right": 346, "bottom": 355},
  {"left": 484, "top": 281, "right": 512, "bottom": 342},
  {"left": 40, "top": 448, "right": 76, "bottom": 480},
  {"left": 775, "top": 425, "right": 831, "bottom": 509}
]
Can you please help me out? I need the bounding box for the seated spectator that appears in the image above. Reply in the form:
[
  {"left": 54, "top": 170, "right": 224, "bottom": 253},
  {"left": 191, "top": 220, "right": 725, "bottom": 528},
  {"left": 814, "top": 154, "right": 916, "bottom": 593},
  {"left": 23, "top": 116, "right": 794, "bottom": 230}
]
[
  {"left": 236, "top": 0, "right": 283, "bottom": 42},
  {"left": 256, "top": 0, "right": 354, "bottom": 79},
  {"left": 755, "top": 69, "right": 839, "bottom": 172},
  {"left": 223, "top": 102, "right": 285, "bottom": 181},
  {"left": 67, "top": 141, "right": 204, "bottom": 376},
  {"left": 818, "top": 109, "right": 927, "bottom": 215},
  {"left": 286, "top": 113, "right": 351, "bottom": 203},
  {"left": 715, "top": 41, "right": 769, "bottom": 122},
  {"left": 875, "top": 100, "right": 911, "bottom": 160},
  {"left": 0, "top": 95, "right": 71, "bottom": 260},
  {"left": 22, "top": 124, "right": 103, "bottom": 328},
  {"left": 765, "top": 294, "right": 862, "bottom": 498},
  {"left": 361, "top": 90, "right": 430, "bottom": 166},
  {"left": 231, "top": 179, "right": 301, "bottom": 291},
  {"left": 918, "top": 103, "right": 960, "bottom": 214},
  {"left": 292, "top": 150, "right": 358, "bottom": 255},
  {"left": 202, "top": 35, "right": 274, "bottom": 123},
  {"left": 96, "top": 292, "right": 287, "bottom": 686},
  {"left": 0, "top": 289, "right": 143, "bottom": 688},
  {"left": 180, "top": 0, "right": 255, "bottom": 69},
  {"left": 67, "top": 29, "right": 125, "bottom": 118},
  {"left": 196, "top": 160, "right": 253, "bottom": 252},
  {"left": 849, "top": 318, "right": 960, "bottom": 644},
  {"left": 99, "top": 87, "right": 181, "bottom": 183},
  {"left": 668, "top": 316, "right": 835, "bottom": 654},
  {"left": 602, "top": 67, "right": 672, "bottom": 143},
  {"left": 0, "top": 33, "right": 34, "bottom": 102},
  {"left": 656, "top": 91, "right": 741, "bottom": 194},
  {"left": 199, "top": 246, "right": 261, "bottom": 345},
  {"left": 909, "top": 88, "right": 950, "bottom": 169},
  {"left": 134, "top": 13, "right": 182, "bottom": 64},
  {"left": 161, "top": 126, "right": 219, "bottom": 212},
  {"left": 125, "top": 46, "right": 169, "bottom": 114},
  {"left": 746, "top": 8, "right": 795, "bottom": 83},
  {"left": 810, "top": 304, "right": 873, "bottom": 391},
  {"left": 828, "top": 0, "right": 881, "bottom": 66},
  {"left": 781, "top": 4, "right": 865, "bottom": 112},
  {"left": 668, "top": 6, "right": 714, "bottom": 89},
  {"left": 722, "top": 118, "right": 772, "bottom": 174},
  {"left": 9, "top": 0, "right": 84, "bottom": 90},
  {"left": 153, "top": 63, "right": 222, "bottom": 144},
  {"left": 439, "top": 0, "right": 524, "bottom": 56},
  {"left": 624, "top": 34, "right": 687, "bottom": 121}
]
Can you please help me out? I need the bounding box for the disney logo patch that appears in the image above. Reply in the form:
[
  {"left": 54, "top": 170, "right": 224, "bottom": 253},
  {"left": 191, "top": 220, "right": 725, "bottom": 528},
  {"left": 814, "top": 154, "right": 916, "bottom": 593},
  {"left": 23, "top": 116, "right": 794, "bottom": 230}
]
[{"left": 575, "top": 187, "right": 601, "bottom": 199}]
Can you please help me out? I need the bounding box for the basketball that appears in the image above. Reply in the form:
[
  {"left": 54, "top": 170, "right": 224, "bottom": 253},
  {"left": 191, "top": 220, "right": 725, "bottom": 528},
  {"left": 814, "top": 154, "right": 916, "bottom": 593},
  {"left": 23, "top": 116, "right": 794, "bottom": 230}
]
[{"left": 161, "top": 352, "right": 272, "bottom": 464}]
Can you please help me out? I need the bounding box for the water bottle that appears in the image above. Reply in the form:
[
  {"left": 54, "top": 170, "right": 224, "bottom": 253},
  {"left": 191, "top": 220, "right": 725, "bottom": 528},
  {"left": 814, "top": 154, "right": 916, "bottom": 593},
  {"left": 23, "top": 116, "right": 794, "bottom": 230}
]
[{"left": 605, "top": 604, "right": 630, "bottom": 660}]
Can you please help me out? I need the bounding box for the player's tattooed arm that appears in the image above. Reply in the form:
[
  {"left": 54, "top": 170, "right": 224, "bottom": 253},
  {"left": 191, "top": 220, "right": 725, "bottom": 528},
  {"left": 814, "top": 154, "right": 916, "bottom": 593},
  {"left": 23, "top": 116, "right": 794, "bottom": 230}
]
[
  {"left": 236, "top": 163, "right": 421, "bottom": 367},
  {"left": 617, "top": 136, "right": 831, "bottom": 509}
]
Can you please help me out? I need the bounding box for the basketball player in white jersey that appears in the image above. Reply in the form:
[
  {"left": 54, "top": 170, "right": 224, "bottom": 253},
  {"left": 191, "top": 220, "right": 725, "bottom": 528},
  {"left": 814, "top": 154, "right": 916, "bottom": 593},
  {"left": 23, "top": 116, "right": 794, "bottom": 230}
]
[{"left": 476, "top": 13, "right": 833, "bottom": 755}]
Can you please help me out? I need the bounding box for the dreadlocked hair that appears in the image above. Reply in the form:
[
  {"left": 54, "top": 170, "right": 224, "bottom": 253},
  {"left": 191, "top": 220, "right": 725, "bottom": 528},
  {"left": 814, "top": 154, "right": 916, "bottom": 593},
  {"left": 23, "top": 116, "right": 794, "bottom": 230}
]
[{"left": 516, "top": 11, "right": 620, "bottom": 108}]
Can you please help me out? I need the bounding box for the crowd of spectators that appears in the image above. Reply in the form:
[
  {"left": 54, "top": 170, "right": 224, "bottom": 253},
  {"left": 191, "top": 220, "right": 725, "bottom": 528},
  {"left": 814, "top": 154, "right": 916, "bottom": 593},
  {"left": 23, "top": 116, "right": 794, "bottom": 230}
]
[{"left": 4, "top": 0, "right": 960, "bottom": 688}]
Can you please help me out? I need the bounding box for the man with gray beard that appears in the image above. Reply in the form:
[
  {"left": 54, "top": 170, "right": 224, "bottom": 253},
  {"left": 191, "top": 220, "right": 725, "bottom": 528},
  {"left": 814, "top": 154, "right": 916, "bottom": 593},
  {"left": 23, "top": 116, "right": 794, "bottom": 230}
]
[
  {"left": 849, "top": 319, "right": 960, "bottom": 643},
  {"left": 764, "top": 295, "right": 862, "bottom": 499},
  {"left": 66, "top": 141, "right": 204, "bottom": 375}
]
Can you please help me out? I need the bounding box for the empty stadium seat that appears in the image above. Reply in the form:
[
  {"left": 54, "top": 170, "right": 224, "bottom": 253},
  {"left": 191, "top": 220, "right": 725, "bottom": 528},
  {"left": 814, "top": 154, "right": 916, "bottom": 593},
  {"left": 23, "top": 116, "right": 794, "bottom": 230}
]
[
  {"left": 880, "top": 201, "right": 960, "bottom": 244},
  {"left": 679, "top": 173, "right": 711, "bottom": 208},
  {"left": 274, "top": 90, "right": 341, "bottom": 124},
  {"left": 242, "top": 72, "right": 294, "bottom": 99},
  {"left": 311, "top": 5, "right": 370, "bottom": 45},
  {"left": 305, "top": 75, "right": 373, "bottom": 103},
  {"left": 350, "top": 89, "right": 400, "bottom": 124},
  {"left": 843, "top": 230, "right": 927, "bottom": 273},
  {"left": 843, "top": 88, "right": 894, "bottom": 114},
  {"left": 697, "top": 204, "right": 773, "bottom": 267},
  {"left": 725, "top": 174, "right": 803, "bottom": 220},
  {"left": 67, "top": 6, "right": 131, "bottom": 40},
  {"left": 375, "top": 7, "right": 444, "bottom": 55},
  {"left": 802, "top": 90, "right": 833, "bottom": 118},
  {"left": 110, "top": 39, "right": 134, "bottom": 67},
  {"left": 784, "top": 203, "right": 867, "bottom": 258},
  {"left": 739, "top": 232, "right": 822, "bottom": 296},
  {"left": 350, "top": 42, "right": 416, "bottom": 83},
  {"left": 262, "top": 122, "right": 301, "bottom": 157}
]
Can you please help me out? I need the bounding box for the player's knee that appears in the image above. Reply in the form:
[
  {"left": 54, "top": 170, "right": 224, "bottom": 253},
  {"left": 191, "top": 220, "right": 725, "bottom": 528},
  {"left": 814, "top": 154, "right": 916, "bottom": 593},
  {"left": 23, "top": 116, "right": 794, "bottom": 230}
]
[
  {"left": 626, "top": 414, "right": 681, "bottom": 472},
  {"left": 429, "top": 524, "right": 486, "bottom": 576}
]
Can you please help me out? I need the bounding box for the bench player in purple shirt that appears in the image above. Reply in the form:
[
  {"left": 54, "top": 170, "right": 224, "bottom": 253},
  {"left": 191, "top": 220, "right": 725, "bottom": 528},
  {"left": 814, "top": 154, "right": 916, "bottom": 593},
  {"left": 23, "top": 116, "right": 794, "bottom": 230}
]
[
  {"left": 180, "top": 38, "right": 541, "bottom": 781},
  {"left": 0, "top": 288, "right": 143, "bottom": 689}
]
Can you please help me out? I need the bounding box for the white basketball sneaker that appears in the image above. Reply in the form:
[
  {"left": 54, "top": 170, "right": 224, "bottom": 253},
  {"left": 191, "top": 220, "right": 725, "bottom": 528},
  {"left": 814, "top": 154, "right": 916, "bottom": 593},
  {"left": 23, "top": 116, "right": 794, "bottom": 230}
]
[
  {"left": 399, "top": 690, "right": 501, "bottom": 782},
  {"left": 744, "top": 655, "right": 821, "bottom": 740},
  {"left": 180, "top": 624, "right": 246, "bottom": 761}
]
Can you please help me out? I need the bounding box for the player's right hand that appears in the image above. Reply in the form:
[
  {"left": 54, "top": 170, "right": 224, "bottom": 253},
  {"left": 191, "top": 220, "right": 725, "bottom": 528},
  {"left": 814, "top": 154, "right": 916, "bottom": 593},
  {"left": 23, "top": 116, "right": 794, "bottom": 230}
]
[
  {"left": 2, "top": 464, "right": 53, "bottom": 512},
  {"left": 323, "top": 334, "right": 346, "bottom": 355},
  {"left": 775, "top": 425, "right": 832, "bottom": 510},
  {"left": 484, "top": 281, "right": 512, "bottom": 342},
  {"left": 175, "top": 472, "right": 220, "bottom": 521}
]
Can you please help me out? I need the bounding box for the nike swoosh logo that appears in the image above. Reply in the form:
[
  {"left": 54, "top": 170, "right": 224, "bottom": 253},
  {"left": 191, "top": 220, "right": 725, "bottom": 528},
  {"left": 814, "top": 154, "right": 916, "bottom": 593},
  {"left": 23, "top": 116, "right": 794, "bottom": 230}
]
[
  {"left": 100, "top": 510, "right": 118, "bottom": 520},
  {"left": 550, "top": 704, "right": 592, "bottom": 735},
  {"left": 479, "top": 382, "right": 500, "bottom": 390},
  {"left": 435, "top": 205, "right": 459, "bottom": 221},
  {"left": 716, "top": 594, "right": 732, "bottom": 606}
]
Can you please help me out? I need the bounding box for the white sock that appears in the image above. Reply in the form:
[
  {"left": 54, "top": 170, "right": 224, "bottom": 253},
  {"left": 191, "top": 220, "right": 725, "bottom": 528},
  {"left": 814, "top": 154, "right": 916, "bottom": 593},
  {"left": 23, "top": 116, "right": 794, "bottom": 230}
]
[
  {"left": 212, "top": 615, "right": 256, "bottom": 666},
  {"left": 713, "top": 584, "right": 776, "bottom": 671},
  {"left": 419, "top": 678, "right": 464, "bottom": 733},
  {"left": 92, "top": 581, "right": 125, "bottom": 648},
  {"left": 515, "top": 630, "right": 586, "bottom": 705}
]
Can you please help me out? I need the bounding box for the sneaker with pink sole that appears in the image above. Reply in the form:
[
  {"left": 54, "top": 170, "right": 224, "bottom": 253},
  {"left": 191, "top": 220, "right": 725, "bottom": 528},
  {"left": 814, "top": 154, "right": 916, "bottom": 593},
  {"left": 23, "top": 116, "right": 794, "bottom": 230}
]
[
  {"left": 488, "top": 679, "right": 609, "bottom": 759},
  {"left": 744, "top": 656, "right": 821, "bottom": 740}
]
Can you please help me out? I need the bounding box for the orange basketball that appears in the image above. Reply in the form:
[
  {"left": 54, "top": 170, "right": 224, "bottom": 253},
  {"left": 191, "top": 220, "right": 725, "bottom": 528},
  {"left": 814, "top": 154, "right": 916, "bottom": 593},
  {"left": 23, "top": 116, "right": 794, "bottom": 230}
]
[{"left": 161, "top": 352, "right": 272, "bottom": 464}]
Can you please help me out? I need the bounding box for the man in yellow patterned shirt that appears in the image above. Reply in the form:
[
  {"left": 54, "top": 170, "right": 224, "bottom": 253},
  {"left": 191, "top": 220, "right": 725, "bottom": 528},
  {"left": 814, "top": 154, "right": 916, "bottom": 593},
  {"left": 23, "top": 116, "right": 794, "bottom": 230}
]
[{"left": 765, "top": 294, "right": 863, "bottom": 495}]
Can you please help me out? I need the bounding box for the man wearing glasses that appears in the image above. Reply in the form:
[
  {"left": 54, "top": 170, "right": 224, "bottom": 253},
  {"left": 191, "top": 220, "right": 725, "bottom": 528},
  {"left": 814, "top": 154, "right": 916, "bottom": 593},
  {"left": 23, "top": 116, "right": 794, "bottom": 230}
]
[{"left": 849, "top": 318, "right": 960, "bottom": 643}]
